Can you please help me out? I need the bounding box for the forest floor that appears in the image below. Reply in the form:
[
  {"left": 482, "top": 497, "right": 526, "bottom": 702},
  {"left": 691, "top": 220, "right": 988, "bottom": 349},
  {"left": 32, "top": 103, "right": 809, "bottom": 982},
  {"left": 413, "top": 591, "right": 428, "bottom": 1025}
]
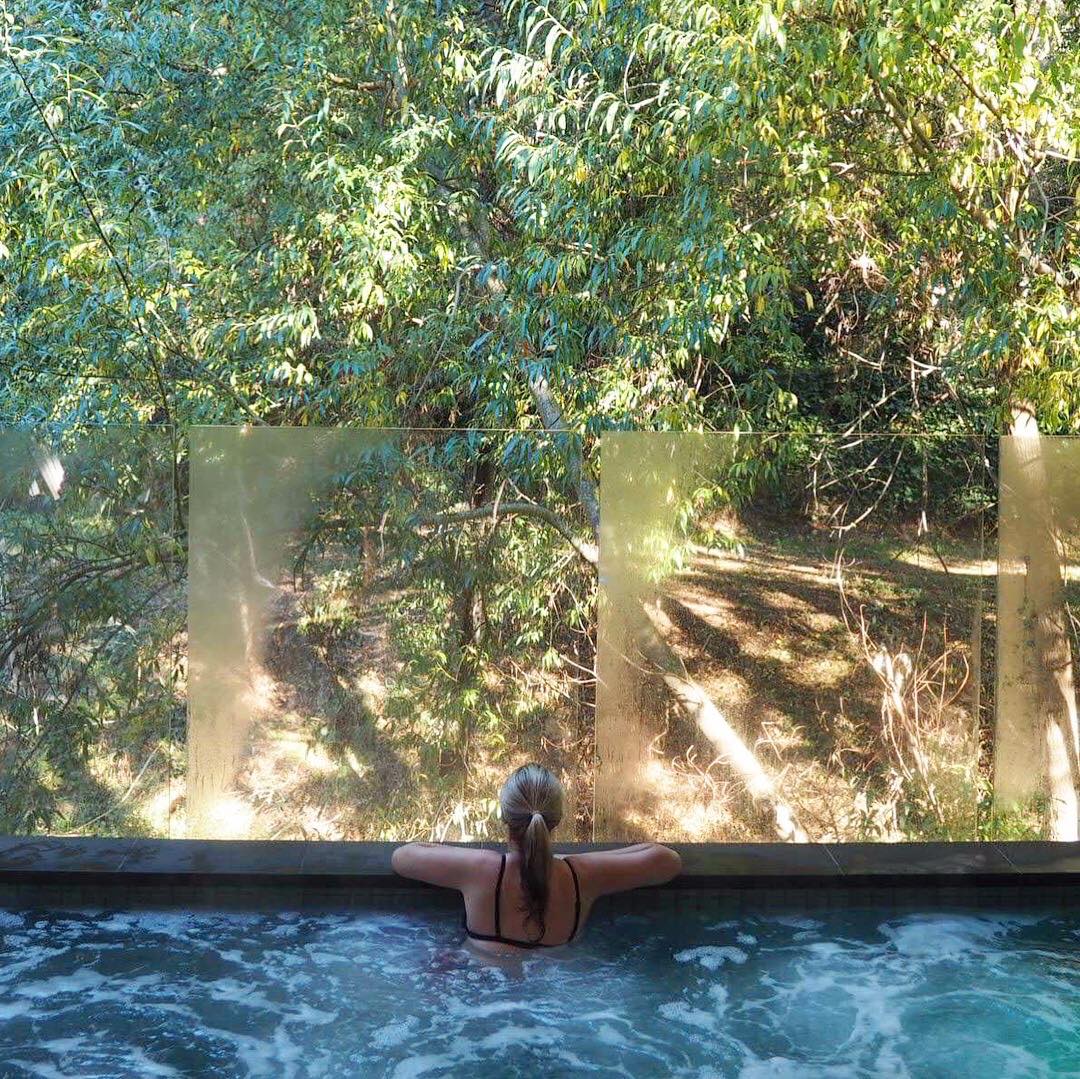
[
  {"left": 188, "top": 518, "right": 994, "bottom": 845},
  {"left": 613, "top": 515, "right": 995, "bottom": 842},
  {"left": 73, "top": 516, "right": 1070, "bottom": 844},
  {"left": 140, "top": 566, "right": 587, "bottom": 843}
]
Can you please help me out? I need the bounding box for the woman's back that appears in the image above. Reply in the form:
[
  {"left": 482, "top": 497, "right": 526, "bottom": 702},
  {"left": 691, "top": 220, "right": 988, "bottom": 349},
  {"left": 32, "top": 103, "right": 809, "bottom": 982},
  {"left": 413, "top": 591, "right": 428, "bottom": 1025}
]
[
  {"left": 393, "top": 840, "right": 682, "bottom": 953},
  {"left": 462, "top": 850, "right": 584, "bottom": 952},
  {"left": 392, "top": 760, "right": 679, "bottom": 951}
]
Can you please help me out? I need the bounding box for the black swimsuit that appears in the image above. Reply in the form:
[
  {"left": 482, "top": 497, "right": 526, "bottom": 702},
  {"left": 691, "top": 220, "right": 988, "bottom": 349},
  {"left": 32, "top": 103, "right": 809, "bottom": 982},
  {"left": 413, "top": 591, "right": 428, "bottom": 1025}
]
[{"left": 464, "top": 854, "right": 581, "bottom": 949}]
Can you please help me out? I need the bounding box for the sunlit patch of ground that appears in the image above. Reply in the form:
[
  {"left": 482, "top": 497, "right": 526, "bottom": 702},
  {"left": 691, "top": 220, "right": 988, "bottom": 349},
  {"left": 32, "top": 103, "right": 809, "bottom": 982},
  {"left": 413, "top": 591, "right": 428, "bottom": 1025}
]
[
  {"left": 141, "top": 783, "right": 181, "bottom": 836},
  {"left": 646, "top": 524, "right": 983, "bottom": 843},
  {"left": 640, "top": 755, "right": 736, "bottom": 840}
]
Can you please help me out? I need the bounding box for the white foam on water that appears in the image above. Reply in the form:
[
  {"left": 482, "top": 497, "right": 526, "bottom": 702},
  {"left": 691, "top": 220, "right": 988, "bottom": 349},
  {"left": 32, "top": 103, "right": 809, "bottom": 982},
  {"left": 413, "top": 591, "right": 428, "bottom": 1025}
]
[
  {"left": 371, "top": 1015, "right": 420, "bottom": 1049},
  {"left": 39, "top": 1036, "right": 83, "bottom": 1054},
  {"left": 872, "top": 1041, "right": 914, "bottom": 1079},
  {"left": 1017, "top": 985, "right": 1080, "bottom": 1034},
  {"left": 3, "top": 905, "right": 1076, "bottom": 1078},
  {"left": 658, "top": 1000, "right": 718, "bottom": 1032},
  {"left": 708, "top": 983, "right": 729, "bottom": 1014},
  {"left": 267, "top": 922, "right": 303, "bottom": 938},
  {"left": 595, "top": 1022, "right": 630, "bottom": 1047},
  {"left": 95, "top": 913, "right": 141, "bottom": 933},
  {"left": 675, "top": 945, "right": 748, "bottom": 970},
  {"left": 270, "top": 1022, "right": 304, "bottom": 1073},
  {"left": 0, "top": 944, "right": 71, "bottom": 986},
  {"left": 4, "top": 1058, "right": 68, "bottom": 1078},
  {"left": 772, "top": 916, "right": 822, "bottom": 930},
  {"left": 879, "top": 915, "right": 1016, "bottom": 959},
  {"left": 475, "top": 1024, "right": 562, "bottom": 1051},
  {"left": 391, "top": 1052, "right": 458, "bottom": 1078},
  {"left": 756, "top": 948, "right": 912, "bottom": 1050},
  {"left": 205, "top": 975, "right": 322, "bottom": 1021},
  {"left": 191, "top": 1019, "right": 302, "bottom": 1079},
  {"left": 305, "top": 948, "right": 350, "bottom": 968},
  {"left": 994, "top": 1043, "right": 1061, "bottom": 1079},
  {"left": 110, "top": 1043, "right": 186, "bottom": 1078},
  {"left": 840, "top": 976, "right": 906, "bottom": 1041},
  {"left": 110, "top": 910, "right": 205, "bottom": 943},
  {"left": 443, "top": 997, "right": 531, "bottom": 1021},
  {"left": 740, "top": 1058, "right": 860, "bottom": 1078},
  {"left": 573, "top": 1008, "right": 633, "bottom": 1025},
  {"left": 206, "top": 976, "right": 266, "bottom": 1004},
  {"left": 803, "top": 941, "right": 848, "bottom": 960},
  {"left": 13, "top": 966, "right": 107, "bottom": 1000},
  {"left": 29, "top": 1037, "right": 184, "bottom": 1079},
  {"left": 289, "top": 1001, "right": 338, "bottom": 1027},
  {"left": 0, "top": 911, "right": 25, "bottom": 929}
]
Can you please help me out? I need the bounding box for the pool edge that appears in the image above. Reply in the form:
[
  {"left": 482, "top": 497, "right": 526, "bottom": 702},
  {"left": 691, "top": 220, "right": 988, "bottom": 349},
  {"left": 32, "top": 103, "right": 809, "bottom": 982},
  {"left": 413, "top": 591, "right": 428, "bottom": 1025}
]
[{"left": 0, "top": 837, "right": 1076, "bottom": 903}]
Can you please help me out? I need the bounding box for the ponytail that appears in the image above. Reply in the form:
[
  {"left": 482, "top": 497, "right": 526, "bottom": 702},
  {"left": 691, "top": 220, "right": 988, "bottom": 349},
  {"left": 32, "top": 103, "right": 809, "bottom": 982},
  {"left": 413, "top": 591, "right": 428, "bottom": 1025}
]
[
  {"left": 520, "top": 811, "right": 553, "bottom": 940},
  {"left": 498, "top": 763, "right": 564, "bottom": 943}
]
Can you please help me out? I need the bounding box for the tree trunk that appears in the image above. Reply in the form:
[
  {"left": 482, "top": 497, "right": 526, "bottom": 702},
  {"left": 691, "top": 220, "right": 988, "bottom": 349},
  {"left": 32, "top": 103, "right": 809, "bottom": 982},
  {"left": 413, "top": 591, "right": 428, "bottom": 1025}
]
[
  {"left": 997, "top": 409, "right": 1080, "bottom": 839},
  {"left": 361, "top": 526, "right": 377, "bottom": 589}
]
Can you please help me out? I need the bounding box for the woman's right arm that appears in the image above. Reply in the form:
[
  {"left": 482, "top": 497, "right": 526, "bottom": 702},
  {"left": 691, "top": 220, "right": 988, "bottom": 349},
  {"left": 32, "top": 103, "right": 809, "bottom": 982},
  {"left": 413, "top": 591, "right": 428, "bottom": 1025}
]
[{"left": 573, "top": 842, "right": 682, "bottom": 896}]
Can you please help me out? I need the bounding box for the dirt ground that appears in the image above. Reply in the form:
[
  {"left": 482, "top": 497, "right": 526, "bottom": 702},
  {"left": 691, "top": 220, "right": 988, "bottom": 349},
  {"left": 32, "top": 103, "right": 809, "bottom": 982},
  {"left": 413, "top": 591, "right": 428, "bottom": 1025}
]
[
  {"left": 62, "top": 519, "right": 997, "bottom": 845},
  {"left": 607, "top": 517, "right": 992, "bottom": 843}
]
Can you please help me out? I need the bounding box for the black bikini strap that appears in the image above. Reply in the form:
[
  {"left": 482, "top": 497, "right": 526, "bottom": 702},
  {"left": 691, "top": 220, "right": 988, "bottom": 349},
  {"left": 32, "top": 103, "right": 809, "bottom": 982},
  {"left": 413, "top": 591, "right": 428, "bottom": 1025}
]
[
  {"left": 494, "top": 853, "right": 506, "bottom": 936},
  {"left": 565, "top": 857, "right": 581, "bottom": 940}
]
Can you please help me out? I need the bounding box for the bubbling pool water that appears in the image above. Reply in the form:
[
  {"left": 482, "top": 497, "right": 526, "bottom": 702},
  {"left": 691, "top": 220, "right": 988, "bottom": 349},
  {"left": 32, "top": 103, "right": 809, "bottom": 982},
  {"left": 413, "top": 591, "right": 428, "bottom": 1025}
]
[{"left": 0, "top": 903, "right": 1077, "bottom": 1077}]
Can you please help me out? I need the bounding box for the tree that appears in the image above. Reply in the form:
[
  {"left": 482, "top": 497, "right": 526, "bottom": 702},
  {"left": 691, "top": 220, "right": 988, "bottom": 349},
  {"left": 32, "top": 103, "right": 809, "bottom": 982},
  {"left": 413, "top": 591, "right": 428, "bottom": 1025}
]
[{"left": 997, "top": 407, "right": 1080, "bottom": 840}]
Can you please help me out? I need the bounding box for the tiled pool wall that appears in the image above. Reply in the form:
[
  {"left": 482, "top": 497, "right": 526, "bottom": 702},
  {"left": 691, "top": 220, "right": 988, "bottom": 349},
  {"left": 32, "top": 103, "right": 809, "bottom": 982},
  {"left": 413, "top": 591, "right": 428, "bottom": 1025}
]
[{"left": 0, "top": 839, "right": 1075, "bottom": 916}]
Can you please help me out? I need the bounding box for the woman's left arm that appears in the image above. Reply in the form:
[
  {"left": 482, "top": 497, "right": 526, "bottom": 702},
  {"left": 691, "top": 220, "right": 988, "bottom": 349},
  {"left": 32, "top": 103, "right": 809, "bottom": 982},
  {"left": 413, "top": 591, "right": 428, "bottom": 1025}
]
[{"left": 391, "top": 842, "right": 486, "bottom": 890}]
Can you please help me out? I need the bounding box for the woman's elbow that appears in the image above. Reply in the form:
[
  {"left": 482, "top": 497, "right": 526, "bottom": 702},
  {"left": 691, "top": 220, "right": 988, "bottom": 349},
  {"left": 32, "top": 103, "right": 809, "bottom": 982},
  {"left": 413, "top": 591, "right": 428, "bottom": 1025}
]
[
  {"left": 656, "top": 844, "right": 682, "bottom": 882},
  {"left": 390, "top": 844, "right": 412, "bottom": 876}
]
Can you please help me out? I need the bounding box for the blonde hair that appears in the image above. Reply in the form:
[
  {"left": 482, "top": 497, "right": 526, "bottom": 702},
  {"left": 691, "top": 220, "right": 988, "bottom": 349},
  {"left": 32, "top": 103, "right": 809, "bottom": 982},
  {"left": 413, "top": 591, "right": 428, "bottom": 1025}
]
[{"left": 499, "top": 763, "right": 564, "bottom": 941}]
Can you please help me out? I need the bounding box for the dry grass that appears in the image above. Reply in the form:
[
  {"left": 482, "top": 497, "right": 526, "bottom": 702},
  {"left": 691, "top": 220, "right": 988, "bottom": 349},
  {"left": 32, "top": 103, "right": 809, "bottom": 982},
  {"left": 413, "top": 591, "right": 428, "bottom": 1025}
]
[{"left": 631, "top": 518, "right": 986, "bottom": 842}]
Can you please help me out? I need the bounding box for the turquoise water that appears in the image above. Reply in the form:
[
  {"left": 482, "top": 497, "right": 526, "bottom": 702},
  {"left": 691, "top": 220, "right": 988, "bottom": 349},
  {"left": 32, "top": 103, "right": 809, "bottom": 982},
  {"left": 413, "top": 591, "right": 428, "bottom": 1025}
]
[{"left": 0, "top": 902, "right": 1077, "bottom": 1077}]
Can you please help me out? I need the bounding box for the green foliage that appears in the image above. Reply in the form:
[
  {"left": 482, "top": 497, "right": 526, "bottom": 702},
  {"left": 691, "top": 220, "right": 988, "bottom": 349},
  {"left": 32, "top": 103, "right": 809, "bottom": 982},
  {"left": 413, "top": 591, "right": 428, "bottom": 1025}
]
[
  {"left": 5, "top": 0, "right": 1079, "bottom": 436},
  {"left": 0, "top": 428, "right": 182, "bottom": 832},
  {"left": 3, "top": 0, "right": 1079, "bottom": 839}
]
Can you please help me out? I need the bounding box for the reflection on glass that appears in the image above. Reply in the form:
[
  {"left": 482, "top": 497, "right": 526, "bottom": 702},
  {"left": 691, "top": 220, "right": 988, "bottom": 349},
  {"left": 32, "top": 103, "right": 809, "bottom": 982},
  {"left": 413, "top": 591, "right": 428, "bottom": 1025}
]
[
  {"left": 597, "top": 432, "right": 988, "bottom": 843},
  {"left": 995, "top": 434, "right": 1080, "bottom": 841},
  {"left": 0, "top": 427, "right": 180, "bottom": 837},
  {"left": 186, "top": 427, "right": 593, "bottom": 840}
]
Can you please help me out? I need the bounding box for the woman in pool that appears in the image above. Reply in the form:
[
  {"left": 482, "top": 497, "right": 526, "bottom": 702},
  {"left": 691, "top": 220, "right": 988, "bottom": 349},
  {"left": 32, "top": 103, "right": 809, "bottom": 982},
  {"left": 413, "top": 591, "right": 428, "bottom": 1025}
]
[{"left": 391, "top": 763, "right": 682, "bottom": 953}]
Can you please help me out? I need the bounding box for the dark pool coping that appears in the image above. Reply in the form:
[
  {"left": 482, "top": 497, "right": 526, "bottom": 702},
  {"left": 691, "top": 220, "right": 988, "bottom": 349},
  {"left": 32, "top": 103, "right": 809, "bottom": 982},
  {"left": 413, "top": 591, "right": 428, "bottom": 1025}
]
[{"left": 0, "top": 838, "right": 1077, "bottom": 892}]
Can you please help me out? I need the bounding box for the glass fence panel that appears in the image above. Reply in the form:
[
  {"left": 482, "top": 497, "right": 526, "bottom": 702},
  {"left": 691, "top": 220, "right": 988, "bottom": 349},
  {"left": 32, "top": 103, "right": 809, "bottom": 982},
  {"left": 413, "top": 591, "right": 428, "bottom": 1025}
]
[
  {"left": 0, "top": 426, "right": 180, "bottom": 837},
  {"left": 596, "top": 432, "right": 990, "bottom": 842},
  {"left": 186, "top": 427, "right": 594, "bottom": 841},
  {"left": 994, "top": 434, "right": 1080, "bottom": 841}
]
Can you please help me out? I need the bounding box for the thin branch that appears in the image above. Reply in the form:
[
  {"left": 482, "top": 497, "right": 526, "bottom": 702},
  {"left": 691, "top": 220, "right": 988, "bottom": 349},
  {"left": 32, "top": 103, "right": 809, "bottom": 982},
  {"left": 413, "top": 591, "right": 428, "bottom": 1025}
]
[{"left": 411, "top": 500, "right": 598, "bottom": 566}]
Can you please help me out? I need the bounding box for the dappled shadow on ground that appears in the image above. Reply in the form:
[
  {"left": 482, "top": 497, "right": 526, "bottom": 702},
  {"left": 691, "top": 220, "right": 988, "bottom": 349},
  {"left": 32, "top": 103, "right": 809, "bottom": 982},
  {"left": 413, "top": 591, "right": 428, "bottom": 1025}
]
[
  {"left": 202, "top": 558, "right": 592, "bottom": 842},
  {"left": 231, "top": 580, "right": 414, "bottom": 840},
  {"left": 629, "top": 531, "right": 985, "bottom": 843}
]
